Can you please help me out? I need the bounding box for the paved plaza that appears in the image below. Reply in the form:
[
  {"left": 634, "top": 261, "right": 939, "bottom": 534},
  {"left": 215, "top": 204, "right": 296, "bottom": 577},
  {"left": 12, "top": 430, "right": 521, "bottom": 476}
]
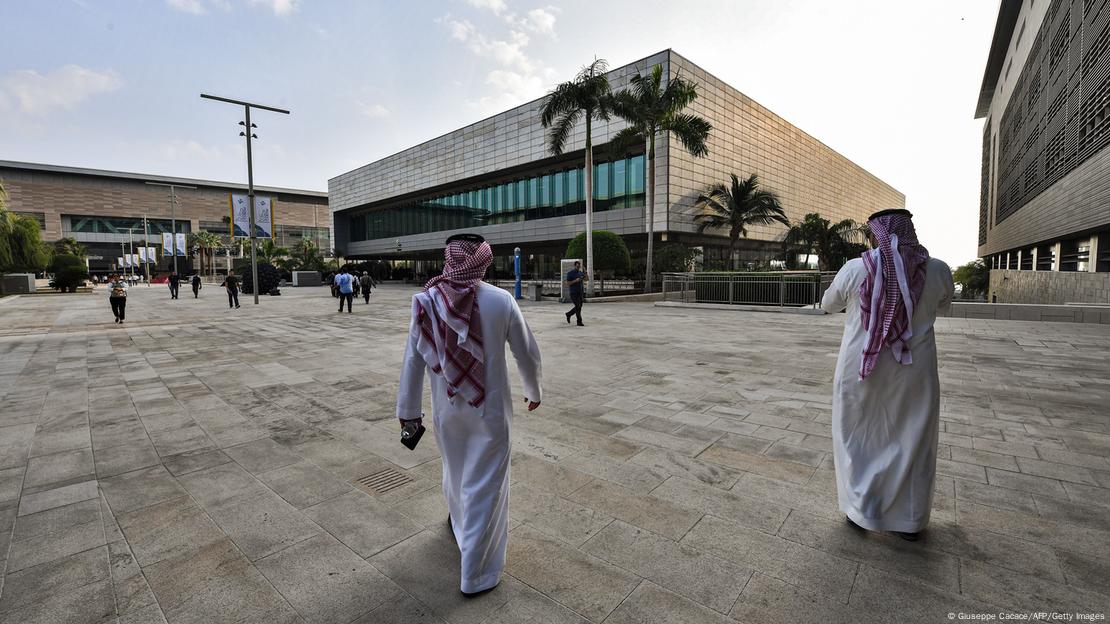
[{"left": 0, "top": 284, "right": 1108, "bottom": 624}]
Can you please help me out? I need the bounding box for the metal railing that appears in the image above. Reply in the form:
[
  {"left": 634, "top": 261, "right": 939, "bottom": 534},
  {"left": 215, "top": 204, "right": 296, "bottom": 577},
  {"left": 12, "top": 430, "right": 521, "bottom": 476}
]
[{"left": 661, "top": 272, "right": 837, "bottom": 308}]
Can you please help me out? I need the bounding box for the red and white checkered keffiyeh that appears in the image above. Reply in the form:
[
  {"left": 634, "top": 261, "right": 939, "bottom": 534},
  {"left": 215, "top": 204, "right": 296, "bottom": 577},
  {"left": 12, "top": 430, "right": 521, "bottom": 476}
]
[
  {"left": 859, "top": 212, "right": 929, "bottom": 380},
  {"left": 411, "top": 239, "right": 494, "bottom": 407}
]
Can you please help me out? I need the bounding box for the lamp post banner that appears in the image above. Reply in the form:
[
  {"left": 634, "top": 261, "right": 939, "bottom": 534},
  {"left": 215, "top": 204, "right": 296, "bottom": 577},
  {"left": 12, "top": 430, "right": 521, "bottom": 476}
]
[
  {"left": 162, "top": 233, "right": 173, "bottom": 256},
  {"left": 131, "top": 254, "right": 141, "bottom": 267},
  {"left": 175, "top": 233, "right": 187, "bottom": 256},
  {"left": 139, "top": 248, "right": 148, "bottom": 263},
  {"left": 118, "top": 256, "right": 125, "bottom": 269},
  {"left": 230, "top": 194, "right": 274, "bottom": 239}
]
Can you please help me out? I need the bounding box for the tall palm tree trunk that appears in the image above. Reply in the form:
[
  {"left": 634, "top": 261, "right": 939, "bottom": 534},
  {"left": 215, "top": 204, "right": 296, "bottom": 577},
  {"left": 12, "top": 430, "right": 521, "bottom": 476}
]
[
  {"left": 644, "top": 133, "right": 656, "bottom": 293},
  {"left": 584, "top": 115, "right": 594, "bottom": 298}
]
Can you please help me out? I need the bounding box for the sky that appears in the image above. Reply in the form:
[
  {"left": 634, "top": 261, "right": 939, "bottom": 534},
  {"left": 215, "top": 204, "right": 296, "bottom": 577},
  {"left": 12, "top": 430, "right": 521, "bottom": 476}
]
[{"left": 0, "top": 0, "right": 999, "bottom": 266}]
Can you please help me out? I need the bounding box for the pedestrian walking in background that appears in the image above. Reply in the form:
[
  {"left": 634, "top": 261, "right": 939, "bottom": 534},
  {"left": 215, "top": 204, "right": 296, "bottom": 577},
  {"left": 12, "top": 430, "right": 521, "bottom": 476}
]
[
  {"left": 564, "top": 260, "right": 585, "bottom": 326},
  {"left": 191, "top": 273, "right": 202, "bottom": 298},
  {"left": 334, "top": 268, "right": 354, "bottom": 313},
  {"left": 360, "top": 271, "right": 374, "bottom": 304},
  {"left": 222, "top": 270, "right": 241, "bottom": 309},
  {"left": 168, "top": 271, "right": 181, "bottom": 299},
  {"left": 108, "top": 274, "right": 128, "bottom": 324},
  {"left": 352, "top": 272, "right": 362, "bottom": 300},
  {"left": 820, "top": 209, "right": 953, "bottom": 541},
  {"left": 396, "top": 233, "right": 542, "bottom": 597}
]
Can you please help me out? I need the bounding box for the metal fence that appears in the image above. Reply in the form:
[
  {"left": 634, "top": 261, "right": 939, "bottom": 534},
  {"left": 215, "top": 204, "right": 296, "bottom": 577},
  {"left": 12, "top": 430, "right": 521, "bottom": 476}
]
[{"left": 661, "top": 272, "right": 837, "bottom": 307}]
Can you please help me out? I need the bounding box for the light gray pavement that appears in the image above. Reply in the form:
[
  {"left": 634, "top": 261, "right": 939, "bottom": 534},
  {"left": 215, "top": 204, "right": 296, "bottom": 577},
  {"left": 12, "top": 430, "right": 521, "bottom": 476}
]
[{"left": 1, "top": 283, "right": 1108, "bottom": 624}]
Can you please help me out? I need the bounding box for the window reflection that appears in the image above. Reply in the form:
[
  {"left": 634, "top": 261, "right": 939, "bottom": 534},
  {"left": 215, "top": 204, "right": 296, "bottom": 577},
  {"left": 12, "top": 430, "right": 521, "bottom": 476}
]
[{"left": 350, "top": 154, "right": 646, "bottom": 242}]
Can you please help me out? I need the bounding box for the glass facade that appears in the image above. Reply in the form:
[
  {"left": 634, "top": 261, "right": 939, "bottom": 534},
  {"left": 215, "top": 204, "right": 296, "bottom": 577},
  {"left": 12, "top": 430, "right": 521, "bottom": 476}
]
[
  {"left": 64, "top": 215, "right": 189, "bottom": 235},
  {"left": 350, "top": 155, "right": 645, "bottom": 242}
]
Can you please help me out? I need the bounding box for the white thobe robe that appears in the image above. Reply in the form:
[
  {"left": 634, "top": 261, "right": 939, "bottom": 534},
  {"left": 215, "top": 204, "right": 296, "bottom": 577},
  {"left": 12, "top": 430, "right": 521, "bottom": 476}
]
[
  {"left": 397, "top": 282, "right": 542, "bottom": 593},
  {"left": 821, "top": 257, "right": 953, "bottom": 532}
]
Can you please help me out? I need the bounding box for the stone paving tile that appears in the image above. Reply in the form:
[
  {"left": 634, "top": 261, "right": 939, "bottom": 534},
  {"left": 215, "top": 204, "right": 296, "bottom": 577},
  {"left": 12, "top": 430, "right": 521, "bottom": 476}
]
[
  {"left": 650, "top": 476, "right": 789, "bottom": 534},
  {"left": 583, "top": 520, "right": 751, "bottom": 614},
  {"left": 0, "top": 545, "right": 109, "bottom": 614},
  {"left": 567, "top": 478, "right": 701, "bottom": 542},
  {"left": 22, "top": 448, "right": 95, "bottom": 492},
  {"left": 605, "top": 581, "right": 736, "bottom": 624},
  {"left": 6, "top": 520, "right": 105, "bottom": 573},
  {"left": 697, "top": 443, "right": 815, "bottom": 484},
  {"left": 683, "top": 514, "right": 857, "bottom": 603},
  {"left": 17, "top": 479, "right": 99, "bottom": 516},
  {"left": 504, "top": 526, "right": 640, "bottom": 622},
  {"left": 730, "top": 573, "right": 878, "bottom": 624},
  {"left": 223, "top": 437, "right": 304, "bottom": 475},
  {"left": 143, "top": 538, "right": 298, "bottom": 624},
  {"left": 107, "top": 540, "right": 157, "bottom": 616},
  {"left": 160, "top": 448, "right": 232, "bottom": 477},
  {"left": 100, "top": 466, "right": 188, "bottom": 514},
  {"left": 303, "top": 490, "right": 421, "bottom": 558},
  {"left": 510, "top": 483, "right": 614, "bottom": 547},
  {"left": 195, "top": 488, "right": 321, "bottom": 562},
  {"left": 255, "top": 533, "right": 401, "bottom": 624},
  {"left": 349, "top": 589, "right": 448, "bottom": 624},
  {"left": 116, "top": 496, "right": 225, "bottom": 568},
  {"left": 627, "top": 447, "right": 741, "bottom": 489},
  {"left": 0, "top": 578, "right": 116, "bottom": 624},
  {"left": 256, "top": 461, "right": 352, "bottom": 509},
  {"left": 509, "top": 452, "right": 593, "bottom": 496},
  {"left": 12, "top": 498, "right": 101, "bottom": 542}
]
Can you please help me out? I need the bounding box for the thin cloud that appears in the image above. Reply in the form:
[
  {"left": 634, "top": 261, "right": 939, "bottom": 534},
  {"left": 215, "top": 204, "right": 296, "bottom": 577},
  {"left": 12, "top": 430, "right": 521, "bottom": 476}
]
[
  {"left": 516, "top": 7, "right": 559, "bottom": 38},
  {"left": 247, "top": 0, "right": 299, "bottom": 16},
  {"left": 465, "top": 0, "right": 508, "bottom": 15},
  {"left": 0, "top": 65, "right": 122, "bottom": 116},
  {"left": 358, "top": 102, "right": 390, "bottom": 119},
  {"left": 165, "top": 0, "right": 230, "bottom": 14}
]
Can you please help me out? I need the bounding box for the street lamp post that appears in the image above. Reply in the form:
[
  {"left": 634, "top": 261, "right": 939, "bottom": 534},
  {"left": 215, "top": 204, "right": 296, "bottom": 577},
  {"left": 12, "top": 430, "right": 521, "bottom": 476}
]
[
  {"left": 146, "top": 182, "right": 196, "bottom": 275},
  {"left": 142, "top": 216, "right": 151, "bottom": 285},
  {"left": 201, "top": 93, "right": 290, "bottom": 305}
]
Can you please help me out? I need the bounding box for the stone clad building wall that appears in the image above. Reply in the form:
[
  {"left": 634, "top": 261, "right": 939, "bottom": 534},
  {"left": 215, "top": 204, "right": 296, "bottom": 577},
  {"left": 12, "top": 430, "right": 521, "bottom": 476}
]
[
  {"left": 989, "top": 268, "right": 1110, "bottom": 304},
  {"left": 666, "top": 50, "right": 905, "bottom": 244}
]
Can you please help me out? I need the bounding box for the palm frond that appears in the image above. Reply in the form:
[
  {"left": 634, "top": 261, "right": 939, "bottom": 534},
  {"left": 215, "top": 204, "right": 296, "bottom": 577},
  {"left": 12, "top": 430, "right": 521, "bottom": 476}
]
[
  {"left": 664, "top": 113, "right": 711, "bottom": 157},
  {"left": 546, "top": 108, "right": 582, "bottom": 155}
]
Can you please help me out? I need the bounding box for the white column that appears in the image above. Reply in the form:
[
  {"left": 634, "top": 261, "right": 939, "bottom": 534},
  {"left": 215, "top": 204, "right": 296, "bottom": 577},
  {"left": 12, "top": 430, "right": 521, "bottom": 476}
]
[
  {"left": 1087, "top": 236, "right": 1099, "bottom": 273},
  {"left": 1031, "top": 247, "right": 1038, "bottom": 271},
  {"left": 1052, "top": 242, "right": 1062, "bottom": 271},
  {"left": 1016, "top": 249, "right": 1023, "bottom": 270}
]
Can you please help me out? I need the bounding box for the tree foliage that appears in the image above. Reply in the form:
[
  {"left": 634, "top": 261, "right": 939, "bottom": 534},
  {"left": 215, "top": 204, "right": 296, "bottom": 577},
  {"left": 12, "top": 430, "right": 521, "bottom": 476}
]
[
  {"left": 566, "top": 230, "right": 630, "bottom": 274},
  {"left": 953, "top": 259, "right": 990, "bottom": 299},
  {"left": 0, "top": 197, "right": 51, "bottom": 275},
  {"left": 783, "top": 213, "right": 866, "bottom": 271},
  {"left": 653, "top": 243, "right": 701, "bottom": 274},
  {"left": 289, "top": 239, "right": 326, "bottom": 272},
  {"left": 694, "top": 173, "right": 788, "bottom": 268},
  {"left": 53, "top": 237, "right": 87, "bottom": 257},
  {"left": 48, "top": 253, "right": 89, "bottom": 292}
]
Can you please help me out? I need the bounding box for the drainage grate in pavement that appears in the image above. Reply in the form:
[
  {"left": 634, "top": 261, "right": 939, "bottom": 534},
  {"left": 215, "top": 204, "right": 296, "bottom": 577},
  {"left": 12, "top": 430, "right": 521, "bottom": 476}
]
[{"left": 352, "top": 469, "right": 413, "bottom": 495}]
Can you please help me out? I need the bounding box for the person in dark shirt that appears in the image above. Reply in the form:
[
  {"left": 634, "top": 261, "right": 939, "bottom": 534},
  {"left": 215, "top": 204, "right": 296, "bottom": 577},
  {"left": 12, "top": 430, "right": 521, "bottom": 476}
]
[
  {"left": 222, "top": 270, "right": 241, "bottom": 309},
  {"left": 191, "top": 273, "right": 202, "bottom": 298},
  {"left": 168, "top": 271, "right": 180, "bottom": 299},
  {"left": 565, "top": 261, "right": 585, "bottom": 327}
]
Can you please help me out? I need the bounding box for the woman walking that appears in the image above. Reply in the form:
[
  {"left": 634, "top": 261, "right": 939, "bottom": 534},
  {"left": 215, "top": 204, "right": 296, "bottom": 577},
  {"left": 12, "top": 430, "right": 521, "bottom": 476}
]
[{"left": 108, "top": 274, "right": 128, "bottom": 324}]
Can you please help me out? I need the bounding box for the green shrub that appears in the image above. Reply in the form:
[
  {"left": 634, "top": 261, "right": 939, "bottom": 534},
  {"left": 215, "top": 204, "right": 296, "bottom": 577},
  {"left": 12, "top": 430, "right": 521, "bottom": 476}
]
[
  {"left": 565, "top": 230, "right": 631, "bottom": 275},
  {"left": 48, "top": 253, "right": 89, "bottom": 293},
  {"left": 241, "top": 262, "right": 281, "bottom": 294},
  {"left": 653, "top": 243, "right": 700, "bottom": 274}
]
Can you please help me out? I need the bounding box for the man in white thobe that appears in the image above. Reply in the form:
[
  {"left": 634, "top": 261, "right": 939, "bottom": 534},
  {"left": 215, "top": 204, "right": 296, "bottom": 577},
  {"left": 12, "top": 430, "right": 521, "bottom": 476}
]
[
  {"left": 396, "top": 233, "right": 542, "bottom": 596},
  {"left": 821, "top": 209, "right": 953, "bottom": 540}
]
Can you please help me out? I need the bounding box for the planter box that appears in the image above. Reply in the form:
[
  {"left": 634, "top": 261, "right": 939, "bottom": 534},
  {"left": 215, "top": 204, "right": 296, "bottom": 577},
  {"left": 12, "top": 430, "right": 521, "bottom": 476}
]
[
  {"left": 1, "top": 274, "right": 36, "bottom": 294},
  {"left": 291, "top": 271, "right": 321, "bottom": 287}
]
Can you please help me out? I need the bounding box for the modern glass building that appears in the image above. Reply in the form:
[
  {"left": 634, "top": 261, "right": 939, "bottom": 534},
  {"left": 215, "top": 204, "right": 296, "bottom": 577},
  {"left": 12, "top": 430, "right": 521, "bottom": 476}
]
[
  {"left": 976, "top": 0, "right": 1110, "bottom": 303},
  {"left": 330, "top": 50, "right": 903, "bottom": 279}
]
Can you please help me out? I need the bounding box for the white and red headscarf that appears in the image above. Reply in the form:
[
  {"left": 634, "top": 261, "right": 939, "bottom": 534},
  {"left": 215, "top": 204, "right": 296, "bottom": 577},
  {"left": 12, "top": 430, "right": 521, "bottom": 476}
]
[
  {"left": 410, "top": 236, "right": 494, "bottom": 407},
  {"left": 859, "top": 210, "right": 929, "bottom": 380}
]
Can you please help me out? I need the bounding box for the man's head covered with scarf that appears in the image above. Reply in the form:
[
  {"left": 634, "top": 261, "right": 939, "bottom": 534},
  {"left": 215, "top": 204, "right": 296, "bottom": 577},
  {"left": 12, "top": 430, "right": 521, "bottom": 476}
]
[
  {"left": 410, "top": 234, "right": 494, "bottom": 409},
  {"left": 858, "top": 209, "right": 930, "bottom": 380}
]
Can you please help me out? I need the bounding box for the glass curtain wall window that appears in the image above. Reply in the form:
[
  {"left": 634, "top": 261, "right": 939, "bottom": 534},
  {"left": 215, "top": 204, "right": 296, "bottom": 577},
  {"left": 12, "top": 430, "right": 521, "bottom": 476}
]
[{"left": 351, "top": 154, "right": 646, "bottom": 242}]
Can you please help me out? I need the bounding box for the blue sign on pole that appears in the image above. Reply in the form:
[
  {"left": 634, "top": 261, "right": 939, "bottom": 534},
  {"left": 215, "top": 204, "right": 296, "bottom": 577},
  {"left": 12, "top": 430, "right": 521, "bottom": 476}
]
[{"left": 514, "top": 247, "right": 522, "bottom": 300}]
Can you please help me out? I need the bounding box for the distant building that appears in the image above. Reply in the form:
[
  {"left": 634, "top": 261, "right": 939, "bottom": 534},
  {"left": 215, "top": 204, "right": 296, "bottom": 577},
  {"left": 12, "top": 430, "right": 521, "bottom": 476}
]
[
  {"left": 0, "top": 160, "right": 329, "bottom": 276},
  {"left": 975, "top": 0, "right": 1110, "bottom": 303},
  {"left": 330, "top": 49, "right": 902, "bottom": 279}
]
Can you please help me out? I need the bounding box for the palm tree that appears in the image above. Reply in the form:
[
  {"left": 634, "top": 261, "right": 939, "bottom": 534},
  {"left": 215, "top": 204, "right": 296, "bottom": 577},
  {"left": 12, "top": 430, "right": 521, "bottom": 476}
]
[
  {"left": 540, "top": 58, "right": 612, "bottom": 297},
  {"left": 188, "top": 230, "right": 222, "bottom": 278},
  {"left": 290, "top": 239, "right": 326, "bottom": 272},
  {"left": 693, "top": 174, "right": 788, "bottom": 269},
  {"left": 256, "top": 238, "right": 290, "bottom": 266},
  {"left": 609, "top": 64, "right": 711, "bottom": 292},
  {"left": 782, "top": 213, "right": 866, "bottom": 271}
]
